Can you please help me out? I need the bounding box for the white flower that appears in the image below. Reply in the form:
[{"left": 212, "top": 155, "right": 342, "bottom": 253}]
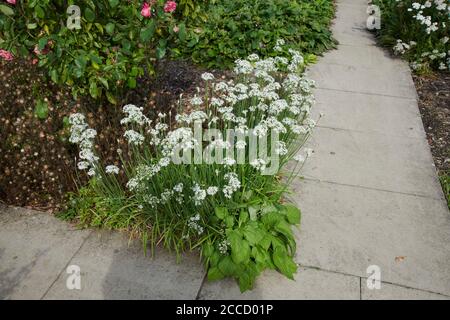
[
  {"left": 173, "top": 183, "right": 184, "bottom": 193},
  {"left": 247, "top": 53, "right": 260, "bottom": 62},
  {"left": 188, "top": 214, "right": 204, "bottom": 235},
  {"left": 250, "top": 158, "right": 267, "bottom": 171},
  {"left": 201, "top": 72, "right": 215, "bottom": 81},
  {"left": 87, "top": 168, "right": 96, "bottom": 176},
  {"left": 218, "top": 239, "right": 230, "bottom": 254},
  {"left": 105, "top": 165, "right": 120, "bottom": 174},
  {"left": 124, "top": 130, "right": 145, "bottom": 146},
  {"left": 190, "top": 96, "right": 203, "bottom": 106},
  {"left": 223, "top": 172, "right": 241, "bottom": 199},
  {"left": 207, "top": 186, "right": 219, "bottom": 196},
  {"left": 192, "top": 183, "right": 207, "bottom": 206},
  {"left": 275, "top": 141, "right": 288, "bottom": 156},
  {"left": 223, "top": 157, "right": 236, "bottom": 166},
  {"left": 121, "top": 104, "right": 149, "bottom": 126},
  {"left": 69, "top": 113, "right": 86, "bottom": 126},
  {"left": 77, "top": 161, "right": 90, "bottom": 170},
  {"left": 234, "top": 59, "right": 253, "bottom": 74}
]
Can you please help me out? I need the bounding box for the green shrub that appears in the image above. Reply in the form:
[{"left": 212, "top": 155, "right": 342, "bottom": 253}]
[
  {"left": 173, "top": 0, "right": 336, "bottom": 68},
  {"left": 0, "top": 0, "right": 182, "bottom": 101},
  {"left": 372, "top": 0, "right": 449, "bottom": 72},
  {"left": 176, "top": 0, "right": 209, "bottom": 20},
  {"left": 66, "top": 47, "right": 316, "bottom": 291}
]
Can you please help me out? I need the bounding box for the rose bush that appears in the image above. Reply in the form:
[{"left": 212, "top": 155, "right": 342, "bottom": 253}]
[{"left": 0, "top": 0, "right": 184, "bottom": 101}]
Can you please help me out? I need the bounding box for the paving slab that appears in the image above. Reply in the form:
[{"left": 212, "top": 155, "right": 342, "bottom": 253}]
[
  {"left": 311, "top": 88, "right": 424, "bottom": 139},
  {"left": 198, "top": 267, "right": 360, "bottom": 300},
  {"left": 316, "top": 44, "right": 408, "bottom": 72},
  {"left": 0, "top": 205, "right": 91, "bottom": 299},
  {"left": 301, "top": 126, "right": 443, "bottom": 198},
  {"left": 43, "top": 230, "right": 205, "bottom": 300},
  {"left": 361, "top": 282, "right": 450, "bottom": 300},
  {"left": 307, "top": 62, "right": 416, "bottom": 99},
  {"left": 291, "top": 180, "right": 450, "bottom": 296}
]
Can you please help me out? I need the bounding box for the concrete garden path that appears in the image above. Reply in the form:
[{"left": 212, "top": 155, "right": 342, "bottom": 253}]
[{"left": 1, "top": 0, "right": 449, "bottom": 300}]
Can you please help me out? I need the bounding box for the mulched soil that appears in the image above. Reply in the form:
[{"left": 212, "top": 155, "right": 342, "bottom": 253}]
[
  {"left": 0, "top": 58, "right": 210, "bottom": 212},
  {"left": 413, "top": 72, "right": 450, "bottom": 174}
]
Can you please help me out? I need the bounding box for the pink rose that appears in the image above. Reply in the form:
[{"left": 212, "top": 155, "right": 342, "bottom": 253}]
[
  {"left": 7, "top": 0, "right": 16, "bottom": 5},
  {"left": 141, "top": 2, "right": 151, "bottom": 18},
  {"left": 0, "top": 49, "right": 14, "bottom": 61},
  {"left": 164, "top": 1, "right": 177, "bottom": 13}
]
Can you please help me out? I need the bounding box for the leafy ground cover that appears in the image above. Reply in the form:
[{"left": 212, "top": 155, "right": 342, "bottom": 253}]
[{"left": 175, "top": 0, "right": 337, "bottom": 68}]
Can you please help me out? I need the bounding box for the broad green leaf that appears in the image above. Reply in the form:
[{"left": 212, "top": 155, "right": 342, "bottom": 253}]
[
  {"left": 243, "top": 224, "right": 264, "bottom": 245},
  {"left": 218, "top": 256, "right": 238, "bottom": 276},
  {"left": 238, "top": 273, "right": 253, "bottom": 292},
  {"left": 225, "top": 215, "right": 234, "bottom": 228},
  {"left": 38, "top": 37, "right": 48, "bottom": 50},
  {"left": 273, "top": 247, "right": 297, "bottom": 280},
  {"left": 261, "top": 212, "right": 282, "bottom": 228},
  {"left": 207, "top": 267, "right": 225, "bottom": 281},
  {"left": 106, "top": 92, "right": 117, "bottom": 105},
  {"left": 89, "top": 81, "right": 98, "bottom": 98},
  {"left": 105, "top": 23, "right": 115, "bottom": 35},
  {"left": 202, "top": 242, "right": 214, "bottom": 258},
  {"left": 239, "top": 210, "right": 248, "bottom": 225},
  {"left": 0, "top": 4, "right": 14, "bottom": 16},
  {"left": 231, "top": 239, "right": 250, "bottom": 265},
  {"left": 178, "top": 23, "right": 186, "bottom": 42},
  {"left": 98, "top": 77, "right": 109, "bottom": 89},
  {"left": 35, "top": 5, "right": 44, "bottom": 19},
  {"left": 127, "top": 78, "right": 136, "bottom": 89},
  {"left": 214, "top": 207, "right": 228, "bottom": 220},
  {"left": 284, "top": 204, "right": 301, "bottom": 225},
  {"left": 274, "top": 220, "right": 294, "bottom": 240},
  {"left": 108, "top": 0, "right": 119, "bottom": 8},
  {"left": 50, "top": 69, "right": 58, "bottom": 83},
  {"left": 140, "top": 21, "right": 155, "bottom": 43},
  {"left": 85, "top": 8, "right": 95, "bottom": 22}
]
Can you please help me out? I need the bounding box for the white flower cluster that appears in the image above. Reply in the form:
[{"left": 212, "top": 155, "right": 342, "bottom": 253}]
[
  {"left": 394, "top": 0, "right": 449, "bottom": 71},
  {"left": 69, "top": 41, "right": 317, "bottom": 240},
  {"left": 188, "top": 214, "right": 204, "bottom": 235},
  {"left": 393, "top": 40, "right": 416, "bottom": 55},
  {"left": 69, "top": 113, "right": 98, "bottom": 176}
]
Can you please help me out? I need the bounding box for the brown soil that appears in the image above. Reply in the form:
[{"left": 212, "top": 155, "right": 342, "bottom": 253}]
[
  {"left": 0, "top": 58, "right": 210, "bottom": 212},
  {"left": 413, "top": 72, "right": 450, "bottom": 174}
]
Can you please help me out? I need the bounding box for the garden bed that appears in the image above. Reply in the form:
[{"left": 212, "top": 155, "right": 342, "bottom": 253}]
[
  {"left": 0, "top": 0, "right": 336, "bottom": 292},
  {"left": 0, "top": 58, "right": 208, "bottom": 210},
  {"left": 413, "top": 72, "right": 450, "bottom": 206}
]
